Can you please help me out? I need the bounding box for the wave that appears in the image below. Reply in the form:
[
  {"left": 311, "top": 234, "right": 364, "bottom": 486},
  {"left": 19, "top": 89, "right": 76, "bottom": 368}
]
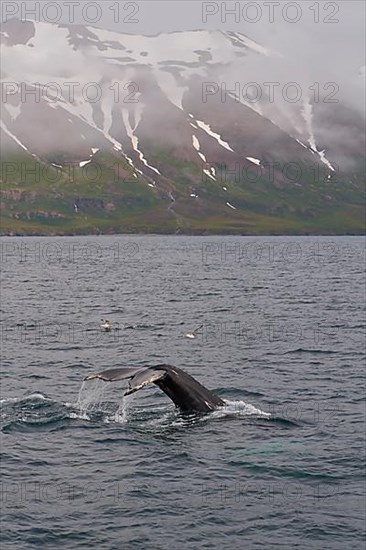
[
  {"left": 123, "top": 323, "right": 156, "bottom": 330},
  {"left": 283, "top": 348, "right": 338, "bottom": 355},
  {"left": 1, "top": 386, "right": 272, "bottom": 431},
  {"left": 0, "top": 393, "right": 51, "bottom": 405}
]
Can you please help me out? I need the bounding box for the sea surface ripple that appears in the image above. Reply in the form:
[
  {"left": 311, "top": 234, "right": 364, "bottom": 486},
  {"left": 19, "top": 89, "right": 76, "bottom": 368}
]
[{"left": 1, "top": 236, "right": 365, "bottom": 549}]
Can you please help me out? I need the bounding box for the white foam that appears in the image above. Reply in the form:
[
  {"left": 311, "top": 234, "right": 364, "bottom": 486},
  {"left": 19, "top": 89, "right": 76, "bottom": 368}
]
[
  {"left": 68, "top": 411, "right": 91, "bottom": 421},
  {"left": 214, "top": 400, "right": 271, "bottom": 418},
  {"left": 0, "top": 393, "right": 51, "bottom": 405}
]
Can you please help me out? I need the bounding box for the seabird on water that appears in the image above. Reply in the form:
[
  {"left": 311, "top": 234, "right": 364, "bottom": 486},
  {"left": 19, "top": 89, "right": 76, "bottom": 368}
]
[
  {"left": 100, "top": 319, "right": 111, "bottom": 332},
  {"left": 184, "top": 325, "right": 203, "bottom": 339}
]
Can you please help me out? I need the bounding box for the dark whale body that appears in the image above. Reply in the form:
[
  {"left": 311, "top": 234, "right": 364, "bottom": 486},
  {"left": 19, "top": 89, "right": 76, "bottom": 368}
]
[{"left": 85, "top": 364, "right": 225, "bottom": 413}]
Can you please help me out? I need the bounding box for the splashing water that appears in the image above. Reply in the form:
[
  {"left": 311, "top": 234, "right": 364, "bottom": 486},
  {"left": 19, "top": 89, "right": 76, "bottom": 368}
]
[
  {"left": 75, "top": 380, "right": 135, "bottom": 424},
  {"left": 77, "top": 379, "right": 108, "bottom": 415},
  {"left": 213, "top": 400, "right": 271, "bottom": 419},
  {"left": 108, "top": 393, "right": 134, "bottom": 424}
]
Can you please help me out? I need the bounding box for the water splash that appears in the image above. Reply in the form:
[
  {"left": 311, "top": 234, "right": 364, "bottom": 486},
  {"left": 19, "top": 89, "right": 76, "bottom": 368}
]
[
  {"left": 144, "top": 400, "right": 271, "bottom": 429},
  {"left": 1, "top": 389, "right": 271, "bottom": 430},
  {"left": 75, "top": 381, "right": 136, "bottom": 424},
  {"left": 213, "top": 400, "right": 271, "bottom": 419},
  {"left": 108, "top": 393, "right": 134, "bottom": 423},
  {"left": 76, "top": 379, "right": 108, "bottom": 415}
]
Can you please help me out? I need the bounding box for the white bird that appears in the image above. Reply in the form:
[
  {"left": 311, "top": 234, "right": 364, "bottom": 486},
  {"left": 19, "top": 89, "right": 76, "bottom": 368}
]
[
  {"left": 100, "top": 319, "right": 111, "bottom": 332},
  {"left": 184, "top": 325, "right": 203, "bottom": 339}
]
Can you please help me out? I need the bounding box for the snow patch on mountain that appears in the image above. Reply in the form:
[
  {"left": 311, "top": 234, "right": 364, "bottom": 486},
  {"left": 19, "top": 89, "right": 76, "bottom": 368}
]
[
  {"left": 59, "top": 100, "right": 123, "bottom": 153},
  {"left": 122, "top": 106, "right": 161, "bottom": 175},
  {"left": 318, "top": 150, "right": 335, "bottom": 172},
  {"left": 192, "top": 134, "right": 216, "bottom": 180},
  {"left": 3, "top": 22, "right": 85, "bottom": 82},
  {"left": 192, "top": 134, "right": 207, "bottom": 163},
  {"left": 154, "top": 69, "right": 187, "bottom": 110},
  {"left": 296, "top": 139, "right": 308, "bottom": 149},
  {"left": 0, "top": 120, "right": 28, "bottom": 151},
  {"left": 91, "top": 27, "right": 259, "bottom": 68},
  {"left": 195, "top": 119, "right": 234, "bottom": 153},
  {"left": 224, "top": 31, "right": 271, "bottom": 56},
  {"left": 302, "top": 98, "right": 335, "bottom": 172},
  {"left": 247, "top": 157, "right": 261, "bottom": 166},
  {"left": 203, "top": 169, "right": 216, "bottom": 181},
  {"left": 192, "top": 135, "right": 200, "bottom": 152},
  {"left": 225, "top": 91, "right": 264, "bottom": 117}
]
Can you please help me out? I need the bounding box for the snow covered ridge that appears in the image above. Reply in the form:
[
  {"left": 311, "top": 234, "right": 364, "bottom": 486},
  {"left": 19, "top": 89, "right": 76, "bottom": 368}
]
[
  {"left": 0, "top": 21, "right": 274, "bottom": 155},
  {"left": 0, "top": 22, "right": 268, "bottom": 75},
  {"left": 0, "top": 18, "right": 363, "bottom": 189}
]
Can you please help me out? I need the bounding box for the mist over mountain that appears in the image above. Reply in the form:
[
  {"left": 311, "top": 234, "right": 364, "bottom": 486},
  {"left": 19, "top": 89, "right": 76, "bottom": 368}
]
[{"left": 1, "top": 18, "right": 365, "bottom": 235}]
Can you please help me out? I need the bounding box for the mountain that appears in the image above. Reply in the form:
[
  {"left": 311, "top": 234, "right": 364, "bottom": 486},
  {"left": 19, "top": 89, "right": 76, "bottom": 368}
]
[{"left": 1, "top": 19, "right": 365, "bottom": 235}]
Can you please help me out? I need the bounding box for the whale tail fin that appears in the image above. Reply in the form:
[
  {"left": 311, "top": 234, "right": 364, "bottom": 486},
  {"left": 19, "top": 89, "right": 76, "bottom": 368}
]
[
  {"left": 124, "top": 368, "right": 166, "bottom": 396},
  {"left": 84, "top": 366, "right": 166, "bottom": 395},
  {"left": 84, "top": 367, "right": 143, "bottom": 382},
  {"left": 83, "top": 364, "right": 224, "bottom": 413}
]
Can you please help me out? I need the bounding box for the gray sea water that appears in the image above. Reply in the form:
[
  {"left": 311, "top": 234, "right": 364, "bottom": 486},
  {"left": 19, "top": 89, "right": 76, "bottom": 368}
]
[{"left": 1, "top": 236, "right": 365, "bottom": 549}]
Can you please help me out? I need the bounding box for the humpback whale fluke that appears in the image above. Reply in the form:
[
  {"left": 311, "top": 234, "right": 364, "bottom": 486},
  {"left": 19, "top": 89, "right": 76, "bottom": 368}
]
[{"left": 84, "top": 364, "right": 225, "bottom": 413}]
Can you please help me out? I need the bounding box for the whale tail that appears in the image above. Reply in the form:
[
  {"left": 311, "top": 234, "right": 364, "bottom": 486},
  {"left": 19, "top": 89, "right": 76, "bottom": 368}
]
[
  {"left": 84, "top": 364, "right": 224, "bottom": 413},
  {"left": 84, "top": 366, "right": 166, "bottom": 396},
  {"left": 124, "top": 368, "right": 167, "bottom": 395}
]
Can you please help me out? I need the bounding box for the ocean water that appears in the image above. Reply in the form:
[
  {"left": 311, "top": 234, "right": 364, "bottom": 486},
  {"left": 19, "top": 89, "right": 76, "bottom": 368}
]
[{"left": 1, "top": 236, "right": 365, "bottom": 549}]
